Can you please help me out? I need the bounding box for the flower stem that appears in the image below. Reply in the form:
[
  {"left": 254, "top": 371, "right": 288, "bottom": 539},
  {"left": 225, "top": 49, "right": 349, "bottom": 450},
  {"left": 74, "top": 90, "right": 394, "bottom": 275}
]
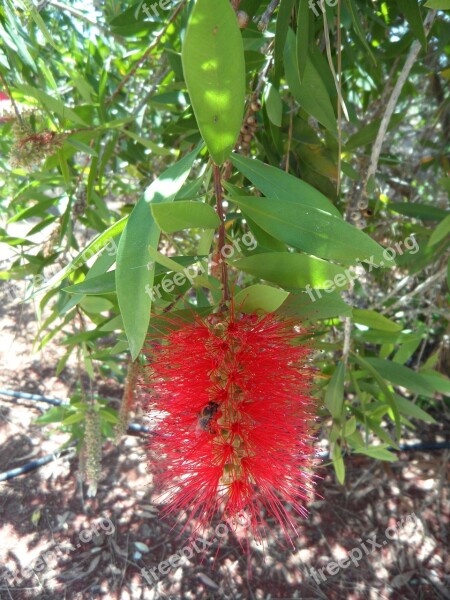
[{"left": 213, "top": 164, "right": 230, "bottom": 304}]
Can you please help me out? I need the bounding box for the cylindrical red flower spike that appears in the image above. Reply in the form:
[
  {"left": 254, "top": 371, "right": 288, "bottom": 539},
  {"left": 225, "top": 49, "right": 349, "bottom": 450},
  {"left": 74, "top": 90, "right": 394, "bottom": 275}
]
[{"left": 143, "top": 310, "right": 318, "bottom": 544}]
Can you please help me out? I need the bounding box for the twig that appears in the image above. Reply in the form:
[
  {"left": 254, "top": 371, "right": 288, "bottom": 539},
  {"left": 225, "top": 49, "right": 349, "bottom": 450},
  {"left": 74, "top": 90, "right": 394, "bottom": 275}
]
[
  {"left": 384, "top": 266, "right": 447, "bottom": 314},
  {"left": 320, "top": 0, "right": 349, "bottom": 123},
  {"left": 213, "top": 165, "right": 230, "bottom": 305},
  {"left": 107, "top": 2, "right": 184, "bottom": 104},
  {"left": 257, "top": 0, "right": 280, "bottom": 31},
  {"left": 336, "top": 0, "right": 342, "bottom": 193},
  {"left": 0, "top": 72, "right": 25, "bottom": 127},
  {"left": 364, "top": 10, "right": 436, "bottom": 192}
]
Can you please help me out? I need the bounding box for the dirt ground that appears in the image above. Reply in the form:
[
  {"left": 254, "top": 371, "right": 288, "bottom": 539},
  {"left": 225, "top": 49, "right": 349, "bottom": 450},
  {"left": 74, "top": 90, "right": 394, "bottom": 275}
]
[{"left": 0, "top": 292, "right": 449, "bottom": 600}]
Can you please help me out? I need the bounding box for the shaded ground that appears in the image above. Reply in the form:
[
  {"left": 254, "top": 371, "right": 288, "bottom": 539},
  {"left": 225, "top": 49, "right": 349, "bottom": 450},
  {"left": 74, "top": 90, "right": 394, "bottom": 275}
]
[{"left": 0, "top": 291, "right": 449, "bottom": 600}]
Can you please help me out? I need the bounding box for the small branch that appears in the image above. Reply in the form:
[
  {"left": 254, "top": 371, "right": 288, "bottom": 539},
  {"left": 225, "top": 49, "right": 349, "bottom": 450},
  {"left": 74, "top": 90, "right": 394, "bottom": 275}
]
[
  {"left": 0, "top": 72, "right": 25, "bottom": 127},
  {"left": 364, "top": 10, "right": 436, "bottom": 191},
  {"left": 320, "top": 0, "right": 349, "bottom": 123},
  {"left": 257, "top": 0, "right": 280, "bottom": 31},
  {"left": 213, "top": 165, "right": 230, "bottom": 305},
  {"left": 384, "top": 266, "right": 447, "bottom": 314},
  {"left": 336, "top": 0, "right": 342, "bottom": 193}
]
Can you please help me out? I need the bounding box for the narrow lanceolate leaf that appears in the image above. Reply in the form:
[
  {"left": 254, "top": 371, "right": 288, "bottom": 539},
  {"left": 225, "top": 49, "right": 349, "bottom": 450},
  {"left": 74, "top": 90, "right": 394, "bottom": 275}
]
[
  {"left": 325, "top": 362, "right": 345, "bottom": 419},
  {"left": 228, "top": 195, "right": 392, "bottom": 266},
  {"left": 284, "top": 30, "right": 336, "bottom": 133},
  {"left": 116, "top": 145, "right": 202, "bottom": 360},
  {"left": 353, "top": 309, "right": 402, "bottom": 332},
  {"left": 182, "top": 0, "right": 245, "bottom": 165},
  {"left": 230, "top": 154, "right": 342, "bottom": 218},
  {"left": 151, "top": 201, "right": 220, "bottom": 233},
  {"left": 233, "top": 252, "right": 350, "bottom": 290},
  {"left": 296, "top": 0, "right": 311, "bottom": 82},
  {"left": 364, "top": 358, "right": 436, "bottom": 398}
]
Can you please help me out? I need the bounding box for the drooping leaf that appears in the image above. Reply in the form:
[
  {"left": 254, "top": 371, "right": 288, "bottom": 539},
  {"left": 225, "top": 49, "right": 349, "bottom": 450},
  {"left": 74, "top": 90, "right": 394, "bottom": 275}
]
[
  {"left": 182, "top": 0, "right": 245, "bottom": 165},
  {"left": 233, "top": 252, "right": 350, "bottom": 289},
  {"left": 228, "top": 195, "right": 392, "bottom": 266},
  {"left": 230, "top": 154, "right": 342, "bottom": 218},
  {"left": 116, "top": 145, "right": 202, "bottom": 360},
  {"left": 353, "top": 309, "right": 402, "bottom": 332},
  {"left": 325, "top": 362, "right": 345, "bottom": 419},
  {"left": 284, "top": 29, "right": 336, "bottom": 132},
  {"left": 364, "top": 358, "right": 436, "bottom": 397}
]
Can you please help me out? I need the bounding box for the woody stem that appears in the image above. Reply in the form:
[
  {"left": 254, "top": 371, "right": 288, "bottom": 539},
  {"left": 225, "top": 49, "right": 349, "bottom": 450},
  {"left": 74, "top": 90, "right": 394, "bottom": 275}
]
[{"left": 213, "top": 164, "right": 230, "bottom": 304}]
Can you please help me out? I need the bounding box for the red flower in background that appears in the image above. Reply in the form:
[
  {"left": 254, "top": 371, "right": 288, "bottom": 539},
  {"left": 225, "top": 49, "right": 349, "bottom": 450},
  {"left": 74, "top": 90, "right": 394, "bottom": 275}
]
[{"left": 143, "top": 310, "right": 318, "bottom": 543}]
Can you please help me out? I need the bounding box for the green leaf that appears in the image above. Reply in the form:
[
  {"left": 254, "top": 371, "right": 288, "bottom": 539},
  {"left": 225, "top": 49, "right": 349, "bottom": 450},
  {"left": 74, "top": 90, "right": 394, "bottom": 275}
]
[
  {"left": 264, "top": 83, "right": 282, "bottom": 127},
  {"left": 15, "top": 84, "right": 88, "bottom": 126},
  {"left": 116, "top": 145, "right": 202, "bottom": 360},
  {"left": 151, "top": 201, "right": 220, "bottom": 233},
  {"left": 62, "top": 412, "right": 86, "bottom": 425},
  {"left": 296, "top": 0, "right": 310, "bottom": 82},
  {"left": 419, "top": 370, "right": 450, "bottom": 396},
  {"left": 428, "top": 213, "right": 450, "bottom": 247},
  {"left": 284, "top": 30, "right": 336, "bottom": 132},
  {"left": 233, "top": 284, "right": 289, "bottom": 313},
  {"left": 28, "top": 5, "right": 58, "bottom": 49},
  {"left": 364, "top": 358, "right": 436, "bottom": 397},
  {"left": 230, "top": 154, "right": 342, "bottom": 218},
  {"left": 278, "top": 290, "right": 352, "bottom": 320},
  {"left": 396, "top": 0, "right": 426, "bottom": 47},
  {"left": 344, "top": 0, "right": 376, "bottom": 64},
  {"left": 353, "top": 309, "right": 402, "bottom": 332},
  {"left": 233, "top": 252, "right": 349, "bottom": 289},
  {"left": 228, "top": 195, "right": 391, "bottom": 265},
  {"left": 351, "top": 353, "right": 401, "bottom": 436},
  {"left": 182, "top": 0, "right": 245, "bottom": 165},
  {"left": 35, "top": 406, "right": 68, "bottom": 424},
  {"left": 274, "top": 0, "right": 296, "bottom": 83},
  {"left": 325, "top": 362, "right": 345, "bottom": 419},
  {"left": 424, "top": 0, "right": 450, "bottom": 8},
  {"left": 63, "top": 271, "right": 116, "bottom": 295},
  {"left": 354, "top": 446, "right": 397, "bottom": 462},
  {"left": 39, "top": 218, "right": 127, "bottom": 294},
  {"left": 388, "top": 203, "right": 449, "bottom": 221},
  {"left": 332, "top": 445, "right": 346, "bottom": 484},
  {"left": 394, "top": 394, "right": 436, "bottom": 424}
]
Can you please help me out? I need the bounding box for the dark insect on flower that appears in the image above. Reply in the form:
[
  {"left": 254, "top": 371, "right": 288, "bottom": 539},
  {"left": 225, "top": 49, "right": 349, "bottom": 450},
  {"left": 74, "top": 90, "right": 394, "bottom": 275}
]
[{"left": 198, "top": 401, "right": 220, "bottom": 433}]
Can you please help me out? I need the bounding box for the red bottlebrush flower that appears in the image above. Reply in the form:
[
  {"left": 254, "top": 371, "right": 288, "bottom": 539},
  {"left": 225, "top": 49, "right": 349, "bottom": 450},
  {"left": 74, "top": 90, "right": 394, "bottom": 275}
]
[{"left": 143, "top": 310, "right": 317, "bottom": 544}]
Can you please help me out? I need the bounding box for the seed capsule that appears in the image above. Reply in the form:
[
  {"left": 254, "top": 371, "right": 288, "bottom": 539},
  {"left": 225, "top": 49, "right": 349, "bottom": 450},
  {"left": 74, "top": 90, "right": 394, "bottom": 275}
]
[
  {"left": 237, "top": 11, "right": 250, "bottom": 29},
  {"left": 250, "top": 100, "right": 262, "bottom": 112}
]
